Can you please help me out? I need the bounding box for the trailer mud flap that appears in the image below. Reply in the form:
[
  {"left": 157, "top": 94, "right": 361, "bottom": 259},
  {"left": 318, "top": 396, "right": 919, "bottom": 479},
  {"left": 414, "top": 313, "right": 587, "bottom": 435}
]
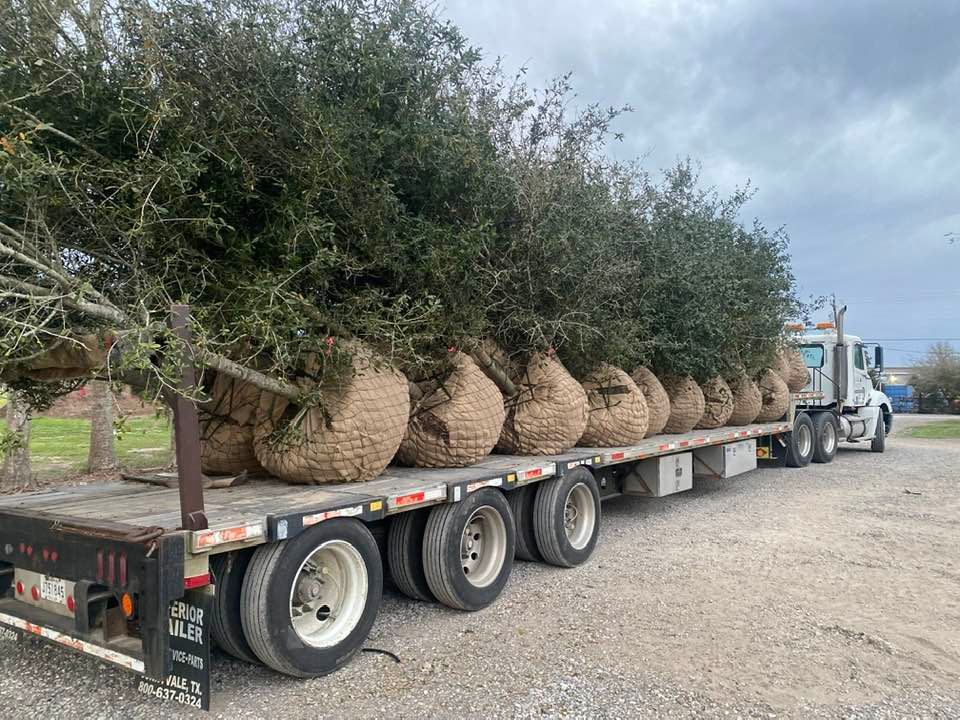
[{"left": 136, "top": 588, "right": 212, "bottom": 711}]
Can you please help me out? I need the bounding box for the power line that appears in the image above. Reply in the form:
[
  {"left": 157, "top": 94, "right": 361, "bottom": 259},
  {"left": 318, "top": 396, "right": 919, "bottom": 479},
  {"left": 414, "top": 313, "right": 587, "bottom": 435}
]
[{"left": 863, "top": 338, "right": 960, "bottom": 342}]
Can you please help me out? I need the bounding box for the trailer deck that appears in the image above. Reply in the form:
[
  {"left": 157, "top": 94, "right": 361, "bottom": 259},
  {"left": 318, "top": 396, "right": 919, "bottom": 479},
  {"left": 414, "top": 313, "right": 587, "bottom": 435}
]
[{"left": 0, "top": 420, "right": 791, "bottom": 554}]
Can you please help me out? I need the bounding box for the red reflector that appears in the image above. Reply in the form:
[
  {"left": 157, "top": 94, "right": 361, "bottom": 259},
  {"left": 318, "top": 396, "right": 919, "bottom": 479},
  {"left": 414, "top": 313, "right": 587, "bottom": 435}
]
[
  {"left": 525, "top": 468, "right": 543, "bottom": 479},
  {"left": 15, "top": 581, "right": 23, "bottom": 595},
  {"left": 119, "top": 552, "right": 127, "bottom": 587},
  {"left": 610, "top": 452, "right": 625, "bottom": 461},
  {"left": 31, "top": 586, "right": 40, "bottom": 601},
  {"left": 18, "top": 543, "right": 25, "bottom": 554},
  {"left": 395, "top": 491, "right": 425, "bottom": 507},
  {"left": 51, "top": 551, "right": 58, "bottom": 562},
  {"left": 66, "top": 595, "right": 76, "bottom": 613},
  {"left": 107, "top": 550, "right": 115, "bottom": 584},
  {"left": 42, "top": 548, "right": 49, "bottom": 561},
  {"left": 25, "top": 546, "right": 33, "bottom": 558},
  {"left": 184, "top": 573, "right": 210, "bottom": 590},
  {"left": 96, "top": 550, "right": 104, "bottom": 581}
]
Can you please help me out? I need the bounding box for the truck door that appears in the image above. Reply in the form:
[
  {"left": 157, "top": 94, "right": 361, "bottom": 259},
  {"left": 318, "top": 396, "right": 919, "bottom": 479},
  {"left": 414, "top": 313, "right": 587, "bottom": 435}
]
[{"left": 851, "top": 342, "right": 872, "bottom": 407}]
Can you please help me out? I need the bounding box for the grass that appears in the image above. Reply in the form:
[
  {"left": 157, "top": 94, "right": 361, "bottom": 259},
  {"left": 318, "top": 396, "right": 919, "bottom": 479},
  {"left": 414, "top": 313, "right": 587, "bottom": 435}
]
[
  {"left": 1, "top": 414, "right": 173, "bottom": 479},
  {"left": 907, "top": 420, "right": 960, "bottom": 439}
]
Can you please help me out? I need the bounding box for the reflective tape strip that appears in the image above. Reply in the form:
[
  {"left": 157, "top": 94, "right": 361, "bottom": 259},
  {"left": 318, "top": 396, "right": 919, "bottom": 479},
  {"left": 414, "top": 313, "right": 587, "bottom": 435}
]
[
  {"left": 0, "top": 611, "right": 145, "bottom": 673},
  {"left": 517, "top": 464, "right": 554, "bottom": 482},
  {"left": 388, "top": 484, "right": 447, "bottom": 511},
  {"left": 466, "top": 477, "right": 503, "bottom": 493},
  {"left": 302, "top": 504, "right": 363, "bottom": 527},
  {"left": 192, "top": 522, "right": 264, "bottom": 552}
]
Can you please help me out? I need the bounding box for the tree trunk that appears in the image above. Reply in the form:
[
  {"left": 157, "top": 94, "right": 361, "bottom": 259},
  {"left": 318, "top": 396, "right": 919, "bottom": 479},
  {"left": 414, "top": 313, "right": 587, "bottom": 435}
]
[
  {"left": 87, "top": 380, "right": 118, "bottom": 472},
  {"left": 2, "top": 391, "right": 32, "bottom": 489}
]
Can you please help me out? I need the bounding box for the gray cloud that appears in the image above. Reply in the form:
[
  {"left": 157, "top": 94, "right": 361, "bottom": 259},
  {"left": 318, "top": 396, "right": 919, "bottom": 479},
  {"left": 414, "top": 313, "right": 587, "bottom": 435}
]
[{"left": 443, "top": 0, "right": 960, "bottom": 365}]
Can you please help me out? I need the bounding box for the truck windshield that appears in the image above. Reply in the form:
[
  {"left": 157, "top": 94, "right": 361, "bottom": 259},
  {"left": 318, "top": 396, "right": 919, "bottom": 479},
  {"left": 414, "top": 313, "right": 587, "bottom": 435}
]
[{"left": 800, "top": 344, "right": 824, "bottom": 368}]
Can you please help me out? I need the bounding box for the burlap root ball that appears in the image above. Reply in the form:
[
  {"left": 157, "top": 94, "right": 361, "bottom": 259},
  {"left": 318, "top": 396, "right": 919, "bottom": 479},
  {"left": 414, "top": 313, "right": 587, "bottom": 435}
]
[
  {"left": 696, "top": 376, "right": 734, "bottom": 430},
  {"left": 727, "top": 374, "right": 762, "bottom": 426},
  {"left": 578, "top": 363, "right": 649, "bottom": 446},
  {"left": 782, "top": 347, "right": 810, "bottom": 392},
  {"left": 396, "top": 352, "right": 506, "bottom": 468},
  {"left": 660, "top": 375, "right": 706, "bottom": 434},
  {"left": 254, "top": 350, "right": 410, "bottom": 484},
  {"left": 496, "top": 352, "right": 589, "bottom": 455},
  {"left": 199, "top": 373, "right": 263, "bottom": 475},
  {"left": 630, "top": 366, "right": 671, "bottom": 437},
  {"left": 756, "top": 369, "right": 790, "bottom": 422}
]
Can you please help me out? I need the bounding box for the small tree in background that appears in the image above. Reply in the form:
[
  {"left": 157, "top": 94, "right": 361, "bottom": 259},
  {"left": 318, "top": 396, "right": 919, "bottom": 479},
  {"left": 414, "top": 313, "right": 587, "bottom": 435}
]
[
  {"left": 911, "top": 342, "right": 960, "bottom": 413},
  {"left": 1, "top": 390, "right": 32, "bottom": 489}
]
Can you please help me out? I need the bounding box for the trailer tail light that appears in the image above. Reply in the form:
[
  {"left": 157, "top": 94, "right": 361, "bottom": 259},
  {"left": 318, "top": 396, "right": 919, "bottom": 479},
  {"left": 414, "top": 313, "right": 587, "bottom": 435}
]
[
  {"left": 31, "top": 586, "right": 40, "bottom": 601},
  {"left": 15, "top": 581, "right": 23, "bottom": 595},
  {"left": 66, "top": 595, "right": 76, "bottom": 613}
]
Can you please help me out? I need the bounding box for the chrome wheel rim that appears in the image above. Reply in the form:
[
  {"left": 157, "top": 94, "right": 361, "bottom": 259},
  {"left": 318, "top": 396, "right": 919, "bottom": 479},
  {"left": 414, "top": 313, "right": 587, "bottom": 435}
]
[
  {"left": 461, "top": 506, "right": 507, "bottom": 588},
  {"left": 821, "top": 422, "right": 837, "bottom": 455},
  {"left": 564, "top": 483, "right": 596, "bottom": 550},
  {"left": 797, "top": 424, "right": 813, "bottom": 457},
  {"left": 289, "top": 540, "right": 367, "bottom": 648}
]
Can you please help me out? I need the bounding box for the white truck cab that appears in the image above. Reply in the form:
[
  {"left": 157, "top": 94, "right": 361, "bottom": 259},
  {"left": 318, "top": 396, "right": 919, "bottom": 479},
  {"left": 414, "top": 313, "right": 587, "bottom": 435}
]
[{"left": 794, "top": 305, "right": 892, "bottom": 452}]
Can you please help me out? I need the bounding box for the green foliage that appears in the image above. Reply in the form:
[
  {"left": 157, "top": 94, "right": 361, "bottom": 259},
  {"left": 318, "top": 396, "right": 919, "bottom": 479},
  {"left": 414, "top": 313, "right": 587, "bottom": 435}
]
[
  {"left": 1, "top": 0, "right": 803, "bottom": 403},
  {"left": 910, "top": 342, "right": 960, "bottom": 400}
]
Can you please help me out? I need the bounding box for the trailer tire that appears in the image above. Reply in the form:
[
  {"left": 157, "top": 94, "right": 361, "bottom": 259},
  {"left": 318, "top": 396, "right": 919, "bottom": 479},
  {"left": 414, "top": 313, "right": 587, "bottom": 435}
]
[
  {"left": 811, "top": 413, "right": 838, "bottom": 464},
  {"left": 387, "top": 510, "right": 434, "bottom": 602},
  {"left": 240, "top": 518, "right": 382, "bottom": 677},
  {"left": 871, "top": 412, "right": 886, "bottom": 453},
  {"left": 423, "top": 488, "right": 515, "bottom": 611},
  {"left": 508, "top": 484, "right": 543, "bottom": 562},
  {"left": 785, "top": 413, "right": 815, "bottom": 468},
  {"left": 210, "top": 550, "right": 259, "bottom": 664},
  {"left": 533, "top": 467, "right": 601, "bottom": 568}
]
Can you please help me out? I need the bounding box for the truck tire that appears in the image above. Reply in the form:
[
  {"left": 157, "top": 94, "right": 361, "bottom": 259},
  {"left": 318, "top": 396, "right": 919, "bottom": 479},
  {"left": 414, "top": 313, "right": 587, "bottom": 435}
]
[
  {"left": 785, "top": 413, "right": 815, "bottom": 468},
  {"left": 883, "top": 409, "right": 893, "bottom": 436},
  {"left": 533, "top": 467, "right": 601, "bottom": 568},
  {"left": 210, "top": 550, "right": 259, "bottom": 664},
  {"left": 811, "top": 413, "right": 839, "bottom": 464},
  {"left": 422, "top": 488, "right": 515, "bottom": 611},
  {"left": 871, "top": 413, "right": 886, "bottom": 453},
  {"left": 240, "top": 518, "right": 382, "bottom": 677},
  {"left": 387, "top": 510, "right": 434, "bottom": 602},
  {"left": 508, "top": 484, "right": 543, "bottom": 562}
]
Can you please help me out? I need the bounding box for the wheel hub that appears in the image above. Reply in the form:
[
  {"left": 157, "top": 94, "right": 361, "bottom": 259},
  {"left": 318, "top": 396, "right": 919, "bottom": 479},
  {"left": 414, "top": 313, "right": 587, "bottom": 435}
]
[{"left": 459, "top": 505, "right": 507, "bottom": 588}]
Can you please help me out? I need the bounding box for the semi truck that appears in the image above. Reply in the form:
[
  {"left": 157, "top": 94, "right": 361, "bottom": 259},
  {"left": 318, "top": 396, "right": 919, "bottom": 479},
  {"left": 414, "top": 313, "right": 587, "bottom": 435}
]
[{"left": 0, "top": 314, "right": 887, "bottom": 711}]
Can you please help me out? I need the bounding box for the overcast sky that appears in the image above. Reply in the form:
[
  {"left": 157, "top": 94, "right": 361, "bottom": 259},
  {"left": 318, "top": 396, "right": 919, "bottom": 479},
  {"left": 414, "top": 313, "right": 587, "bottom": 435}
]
[{"left": 443, "top": 0, "right": 959, "bottom": 368}]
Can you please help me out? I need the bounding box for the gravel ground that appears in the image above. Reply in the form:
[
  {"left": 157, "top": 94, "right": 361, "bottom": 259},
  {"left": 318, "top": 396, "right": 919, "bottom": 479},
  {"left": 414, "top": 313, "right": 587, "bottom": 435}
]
[{"left": 2, "top": 415, "right": 959, "bottom": 719}]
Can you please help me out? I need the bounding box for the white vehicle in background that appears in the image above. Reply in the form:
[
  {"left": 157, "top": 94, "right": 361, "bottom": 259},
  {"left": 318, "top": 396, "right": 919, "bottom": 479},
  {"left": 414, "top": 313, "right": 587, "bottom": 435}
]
[{"left": 791, "top": 305, "right": 893, "bottom": 462}]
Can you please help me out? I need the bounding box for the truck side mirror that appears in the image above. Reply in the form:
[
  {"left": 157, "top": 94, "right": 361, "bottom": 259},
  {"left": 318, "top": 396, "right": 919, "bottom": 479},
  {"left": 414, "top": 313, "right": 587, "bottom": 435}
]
[{"left": 874, "top": 346, "right": 884, "bottom": 372}]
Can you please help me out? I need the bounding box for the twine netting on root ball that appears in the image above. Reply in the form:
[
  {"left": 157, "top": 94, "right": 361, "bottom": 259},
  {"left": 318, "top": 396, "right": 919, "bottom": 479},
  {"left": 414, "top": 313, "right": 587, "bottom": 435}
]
[
  {"left": 253, "top": 349, "right": 409, "bottom": 484},
  {"left": 578, "top": 364, "right": 648, "bottom": 447},
  {"left": 775, "top": 347, "right": 810, "bottom": 392},
  {"left": 756, "top": 369, "right": 790, "bottom": 422},
  {"left": 396, "top": 352, "right": 505, "bottom": 468},
  {"left": 661, "top": 375, "right": 706, "bottom": 434},
  {"left": 630, "top": 366, "right": 671, "bottom": 437},
  {"left": 696, "top": 376, "right": 734, "bottom": 430},
  {"left": 496, "top": 352, "right": 589, "bottom": 455},
  {"left": 199, "top": 373, "right": 263, "bottom": 475},
  {"left": 727, "top": 374, "right": 762, "bottom": 426}
]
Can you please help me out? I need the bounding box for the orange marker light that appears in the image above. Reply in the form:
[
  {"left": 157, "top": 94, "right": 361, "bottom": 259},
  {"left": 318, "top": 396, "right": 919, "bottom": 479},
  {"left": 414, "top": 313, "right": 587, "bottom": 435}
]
[
  {"left": 815, "top": 321, "right": 834, "bottom": 330},
  {"left": 120, "top": 593, "right": 135, "bottom": 618}
]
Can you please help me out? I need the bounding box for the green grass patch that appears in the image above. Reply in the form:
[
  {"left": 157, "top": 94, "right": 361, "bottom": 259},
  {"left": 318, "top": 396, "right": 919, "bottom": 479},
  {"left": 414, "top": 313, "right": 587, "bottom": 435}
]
[
  {"left": 1, "top": 415, "right": 172, "bottom": 479},
  {"left": 907, "top": 420, "right": 960, "bottom": 439}
]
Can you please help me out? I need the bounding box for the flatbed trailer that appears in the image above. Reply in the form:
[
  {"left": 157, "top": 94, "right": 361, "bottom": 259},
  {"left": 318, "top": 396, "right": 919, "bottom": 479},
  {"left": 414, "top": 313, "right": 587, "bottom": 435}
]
[{"left": 0, "top": 394, "right": 821, "bottom": 711}]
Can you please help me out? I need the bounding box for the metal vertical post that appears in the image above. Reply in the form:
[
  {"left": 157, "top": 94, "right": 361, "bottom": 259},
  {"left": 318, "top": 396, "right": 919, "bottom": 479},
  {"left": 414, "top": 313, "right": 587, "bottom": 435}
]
[{"left": 170, "top": 304, "right": 208, "bottom": 531}]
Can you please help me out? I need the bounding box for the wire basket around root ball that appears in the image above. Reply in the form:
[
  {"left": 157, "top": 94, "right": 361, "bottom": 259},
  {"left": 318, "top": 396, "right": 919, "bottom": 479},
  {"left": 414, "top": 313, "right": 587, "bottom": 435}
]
[
  {"left": 199, "top": 373, "right": 263, "bottom": 475},
  {"left": 496, "top": 352, "right": 589, "bottom": 455},
  {"left": 630, "top": 366, "right": 671, "bottom": 437},
  {"left": 660, "top": 375, "right": 706, "bottom": 434},
  {"left": 253, "top": 351, "right": 410, "bottom": 484},
  {"left": 756, "top": 369, "right": 790, "bottom": 422},
  {"left": 696, "top": 376, "right": 734, "bottom": 430},
  {"left": 396, "top": 352, "right": 506, "bottom": 468},
  {"left": 578, "top": 363, "right": 649, "bottom": 446},
  {"left": 727, "top": 374, "right": 762, "bottom": 426}
]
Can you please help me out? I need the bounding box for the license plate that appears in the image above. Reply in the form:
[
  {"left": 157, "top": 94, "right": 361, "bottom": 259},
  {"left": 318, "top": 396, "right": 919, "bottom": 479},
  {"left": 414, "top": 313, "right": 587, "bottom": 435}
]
[{"left": 40, "top": 576, "right": 66, "bottom": 605}]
